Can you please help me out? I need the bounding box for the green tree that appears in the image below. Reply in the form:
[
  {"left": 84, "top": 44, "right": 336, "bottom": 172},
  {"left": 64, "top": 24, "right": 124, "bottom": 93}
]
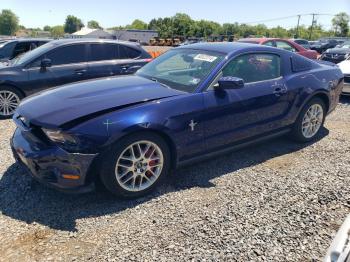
[
  {"left": 43, "top": 25, "right": 51, "bottom": 31},
  {"left": 0, "top": 9, "right": 19, "bottom": 35},
  {"left": 332, "top": 12, "right": 350, "bottom": 36},
  {"left": 64, "top": 15, "right": 84, "bottom": 33},
  {"left": 50, "top": 25, "right": 64, "bottom": 38},
  {"left": 148, "top": 18, "right": 173, "bottom": 38},
  {"left": 172, "top": 13, "right": 194, "bottom": 37},
  {"left": 87, "top": 20, "right": 101, "bottom": 29},
  {"left": 194, "top": 20, "right": 221, "bottom": 37},
  {"left": 127, "top": 19, "right": 147, "bottom": 30}
]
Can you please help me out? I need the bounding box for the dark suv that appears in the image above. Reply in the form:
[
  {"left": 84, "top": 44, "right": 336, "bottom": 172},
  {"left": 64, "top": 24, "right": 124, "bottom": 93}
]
[
  {"left": 0, "top": 38, "right": 50, "bottom": 61},
  {"left": 0, "top": 39, "right": 152, "bottom": 118}
]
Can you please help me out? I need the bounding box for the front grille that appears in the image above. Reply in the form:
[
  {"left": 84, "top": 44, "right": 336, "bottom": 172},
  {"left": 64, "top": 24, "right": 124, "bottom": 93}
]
[{"left": 344, "top": 75, "right": 350, "bottom": 84}]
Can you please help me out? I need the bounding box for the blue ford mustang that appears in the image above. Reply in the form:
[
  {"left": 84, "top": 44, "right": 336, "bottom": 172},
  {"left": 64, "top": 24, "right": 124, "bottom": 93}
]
[{"left": 11, "top": 43, "right": 344, "bottom": 198}]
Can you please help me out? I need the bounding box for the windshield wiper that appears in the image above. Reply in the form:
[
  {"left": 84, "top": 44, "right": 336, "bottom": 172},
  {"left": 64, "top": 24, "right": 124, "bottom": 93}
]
[{"left": 149, "top": 77, "right": 171, "bottom": 89}]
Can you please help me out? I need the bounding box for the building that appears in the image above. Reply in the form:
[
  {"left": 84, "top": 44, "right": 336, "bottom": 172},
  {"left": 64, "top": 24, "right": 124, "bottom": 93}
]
[
  {"left": 110, "top": 29, "right": 158, "bottom": 45},
  {"left": 71, "top": 27, "right": 113, "bottom": 39}
]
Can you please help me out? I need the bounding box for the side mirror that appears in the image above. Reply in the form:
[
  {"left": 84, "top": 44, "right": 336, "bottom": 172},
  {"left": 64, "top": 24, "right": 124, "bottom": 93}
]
[
  {"left": 40, "top": 58, "right": 52, "bottom": 69},
  {"left": 217, "top": 76, "right": 244, "bottom": 89}
]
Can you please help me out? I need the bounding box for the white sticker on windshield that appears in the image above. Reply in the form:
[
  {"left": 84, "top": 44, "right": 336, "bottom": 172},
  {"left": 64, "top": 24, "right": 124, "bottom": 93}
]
[{"left": 194, "top": 54, "right": 217, "bottom": 63}]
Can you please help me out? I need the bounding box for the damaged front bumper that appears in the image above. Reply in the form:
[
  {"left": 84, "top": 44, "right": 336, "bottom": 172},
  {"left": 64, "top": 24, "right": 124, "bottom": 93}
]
[{"left": 11, "top": 127, "right": 97, "bottom": 193}]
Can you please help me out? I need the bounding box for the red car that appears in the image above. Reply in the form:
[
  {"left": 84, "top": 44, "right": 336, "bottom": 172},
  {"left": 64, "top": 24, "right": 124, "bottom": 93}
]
[{"left": 237, "top": 38, "right": 319, "bottom": 59}]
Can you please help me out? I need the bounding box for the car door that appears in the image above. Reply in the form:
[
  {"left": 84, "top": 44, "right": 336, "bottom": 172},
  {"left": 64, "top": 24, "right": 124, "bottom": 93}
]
[
  {"left": 87, "top": 43, "right": 121, "bottom": 79},
  {"left": 201, "top": 52, "right": 293, "bottom": 152},
  {"left": 26, "top": 44, "right": 88, "bottom": 93}
]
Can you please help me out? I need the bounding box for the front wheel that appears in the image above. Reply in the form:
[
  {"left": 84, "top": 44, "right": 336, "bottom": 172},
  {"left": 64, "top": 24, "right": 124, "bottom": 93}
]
[
  {"left": 291, "top": 98, "right": 326, "bottom": 142},
  {"left": 0, "top": 86, "right": 23, "bottom": 119},
  {"left": 99, "top": 132, "right": 171, "bottom": 198}
]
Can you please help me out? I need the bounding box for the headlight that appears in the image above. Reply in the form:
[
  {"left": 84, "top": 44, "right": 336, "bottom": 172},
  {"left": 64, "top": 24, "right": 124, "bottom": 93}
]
[
  {"left": 325, "top": 49, "right": 331, "bottom": 53},
  {"left": 42, "top": 128, "right": 77, "bottom": 145},
  {"left": 345, "top": 53, "right": 350, "bottom": 59}
]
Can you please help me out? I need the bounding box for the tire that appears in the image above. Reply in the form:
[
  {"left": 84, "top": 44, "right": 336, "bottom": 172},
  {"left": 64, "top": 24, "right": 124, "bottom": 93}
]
[
  {"left": 0, "top": 86, "right": 23, "bottom": 119},
  {"left": 291, "top": 97, "right": 326, "bottom": 143},
  {"left": 99, "top": 132, "right": 171, "bottom": 199}
]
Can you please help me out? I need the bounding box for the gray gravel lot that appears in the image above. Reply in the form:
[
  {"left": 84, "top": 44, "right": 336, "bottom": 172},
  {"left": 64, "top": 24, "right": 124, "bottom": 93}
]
[{"left": 0, "top": 98, "right": 350, "bottom": 262}]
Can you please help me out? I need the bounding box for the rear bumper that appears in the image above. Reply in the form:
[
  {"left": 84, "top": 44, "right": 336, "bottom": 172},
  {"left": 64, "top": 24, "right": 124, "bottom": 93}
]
[{"left": 11, "top": 128, "right": 96, "bottom": 193}]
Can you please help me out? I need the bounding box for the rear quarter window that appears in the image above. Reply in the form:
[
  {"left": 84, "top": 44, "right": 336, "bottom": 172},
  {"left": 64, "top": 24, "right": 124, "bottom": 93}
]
[
  {"left": 118, "top": 45, "right": 141, "bottom": 59},
  {"left": 291, "top": 55, "right": 312, "bottom": 72}
]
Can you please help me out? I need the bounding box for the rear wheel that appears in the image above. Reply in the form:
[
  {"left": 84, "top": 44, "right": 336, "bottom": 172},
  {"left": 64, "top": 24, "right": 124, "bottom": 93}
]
[
  {"left": 99, "top": 132, "right": 171, "bottom": 198},
  {"left": 0, "top": 86, "right": 23, "bottom": 119},
  {"left": 291, "top": 98, "right": 326, "bottom": 142}
]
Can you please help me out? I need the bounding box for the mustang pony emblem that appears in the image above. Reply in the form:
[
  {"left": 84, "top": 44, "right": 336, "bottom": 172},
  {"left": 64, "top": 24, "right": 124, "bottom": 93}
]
[{"left": 189, "top": 120, "right": 197, "bottom": 132}]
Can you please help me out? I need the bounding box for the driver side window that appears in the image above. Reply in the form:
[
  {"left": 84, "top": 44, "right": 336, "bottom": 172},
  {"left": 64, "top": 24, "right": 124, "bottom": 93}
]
[{"left": 222, "top": 53, "right": 281, "bottom": 84}]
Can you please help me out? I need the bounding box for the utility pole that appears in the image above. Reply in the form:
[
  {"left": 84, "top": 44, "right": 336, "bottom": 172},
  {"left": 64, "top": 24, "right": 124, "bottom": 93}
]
[
  {"left": 296, "top": 15, "right": 301, "bottom": 38},
  {"left": 309, "top": 13, "right": 316, "bottom": 40}
]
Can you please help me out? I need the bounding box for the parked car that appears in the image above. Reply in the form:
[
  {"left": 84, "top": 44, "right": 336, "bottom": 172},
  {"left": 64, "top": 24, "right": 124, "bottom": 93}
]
[
  {"left": 237, "top": 38, "right": 319, "bottom": 59},
  {"left": 324, "top": 214, "right": 350, "bottom": 262},
  {"left": 0, "top": 39, "right": 152, "bottom": 118},
  {"left": 320, "top": 41, "right": 350, "bottom": 64},
  {"left": 338, "top": 57, "right": 350, "bottom": 95},
  {"left": 290, "top": 39, "right": 311, "bottom": 49},
  {"left": 0, "top": 38, "right": 50, "bottom": 62},
  {"left": 310, "top": 39, "right": 340, "bottom": 54},
  {"left": 11, "top": 43, "right": 343, "bottom": 198}
]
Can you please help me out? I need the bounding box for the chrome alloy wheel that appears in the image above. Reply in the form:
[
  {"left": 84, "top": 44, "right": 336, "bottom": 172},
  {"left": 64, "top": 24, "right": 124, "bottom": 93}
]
[
  {"left": 0, "top": 90, "right": 20, "bottom": 117},
  {"left": 301, "top": 104, "right": 324, "bottom": 138},
  {"left": 115, "top": 140, "right": 164, "bottom": 192}
]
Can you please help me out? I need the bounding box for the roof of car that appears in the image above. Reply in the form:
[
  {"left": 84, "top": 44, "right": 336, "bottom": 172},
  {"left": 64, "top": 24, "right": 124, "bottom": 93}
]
[
  {"left": 238, "top": 38, "right": 291, "bottom": 43},
  {"left": 7, "top": 38, "right": 52, "bottom": 42},
  {"left": 177, "top": 42, "right": 261, "bottom": 54},
  {"left": 47, "top": 38, "right": 141, "bottom": 46}
]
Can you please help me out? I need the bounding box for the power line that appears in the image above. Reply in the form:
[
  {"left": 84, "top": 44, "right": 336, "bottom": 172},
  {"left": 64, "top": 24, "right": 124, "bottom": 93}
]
[{"left": 242, "top": 13, "right": 335, "bottom": 25}]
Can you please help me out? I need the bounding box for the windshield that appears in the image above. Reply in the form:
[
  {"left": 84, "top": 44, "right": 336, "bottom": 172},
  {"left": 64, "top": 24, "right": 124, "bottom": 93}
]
[
  {"left": 136, "top": 49, "right": 225, "bottom": 92},
  {"left": 11, "top": 42, "right": 56, "bottom": 65}
]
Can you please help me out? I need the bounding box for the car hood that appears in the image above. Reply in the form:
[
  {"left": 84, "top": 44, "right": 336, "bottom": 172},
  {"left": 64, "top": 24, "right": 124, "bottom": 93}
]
[
  {"left": 325, "top": 48, "right": 350, "bottom": 54},
  {"left": 17, "top": 75, "right": 185, "bottom": 128}
]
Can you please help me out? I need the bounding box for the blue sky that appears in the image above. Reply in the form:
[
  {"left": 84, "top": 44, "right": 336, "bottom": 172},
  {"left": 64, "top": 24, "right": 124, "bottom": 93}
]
[{"left": 1, "top": 0, "right": 349, "bottom": 29}]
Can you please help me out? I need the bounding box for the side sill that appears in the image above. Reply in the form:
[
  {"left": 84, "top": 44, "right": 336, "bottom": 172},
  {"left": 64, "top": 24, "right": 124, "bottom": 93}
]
[{"left": 176, "top": 128, "right": 291, "bottom": 168}]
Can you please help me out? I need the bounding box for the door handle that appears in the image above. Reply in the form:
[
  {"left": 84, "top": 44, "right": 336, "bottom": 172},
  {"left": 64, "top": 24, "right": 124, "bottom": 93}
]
[
  {"left": 120, "top": 65, "right": 131, "bottom": 71},
  {"left": 273, "top": 85, "right": 287, "bottom": 96},
  {"left": 75, "top": 69, "right": 87, "bottom": 76}
]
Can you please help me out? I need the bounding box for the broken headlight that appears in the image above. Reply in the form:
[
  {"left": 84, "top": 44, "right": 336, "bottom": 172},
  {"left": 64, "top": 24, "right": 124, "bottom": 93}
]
[{"left": 42, "top": 128, "right": 77, "bottom": 145}]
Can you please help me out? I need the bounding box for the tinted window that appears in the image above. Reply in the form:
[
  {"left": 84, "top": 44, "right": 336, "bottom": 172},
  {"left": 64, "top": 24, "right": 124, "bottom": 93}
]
[
  {"left": 291, "top": 55, "right": 312, "bottom": 72},
  {"left": 89, "top": 43, "right": 118, "bottom": 61},
  {"left": 0, "top": 41, "right": 16, "bottom": 59},
  {"left": 275, "top": 41, "right": 297, "bottom": 52},
  {"left": 46, "top": 44, "right": 86, "bottom": 66},
  {"left": 223, "top": 53, "right": 281, "bottom": 83},
  {"left": 13, "top": 42, "right": 32, "bottom": 58},
  {"left": 119, "top": 45, "right": 141, "bottom": 59}
]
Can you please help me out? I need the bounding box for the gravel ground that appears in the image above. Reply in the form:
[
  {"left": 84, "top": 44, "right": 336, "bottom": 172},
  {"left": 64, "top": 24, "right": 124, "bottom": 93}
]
[{"left": 0, "top": 98, "right": 349, "bottom": 262}]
